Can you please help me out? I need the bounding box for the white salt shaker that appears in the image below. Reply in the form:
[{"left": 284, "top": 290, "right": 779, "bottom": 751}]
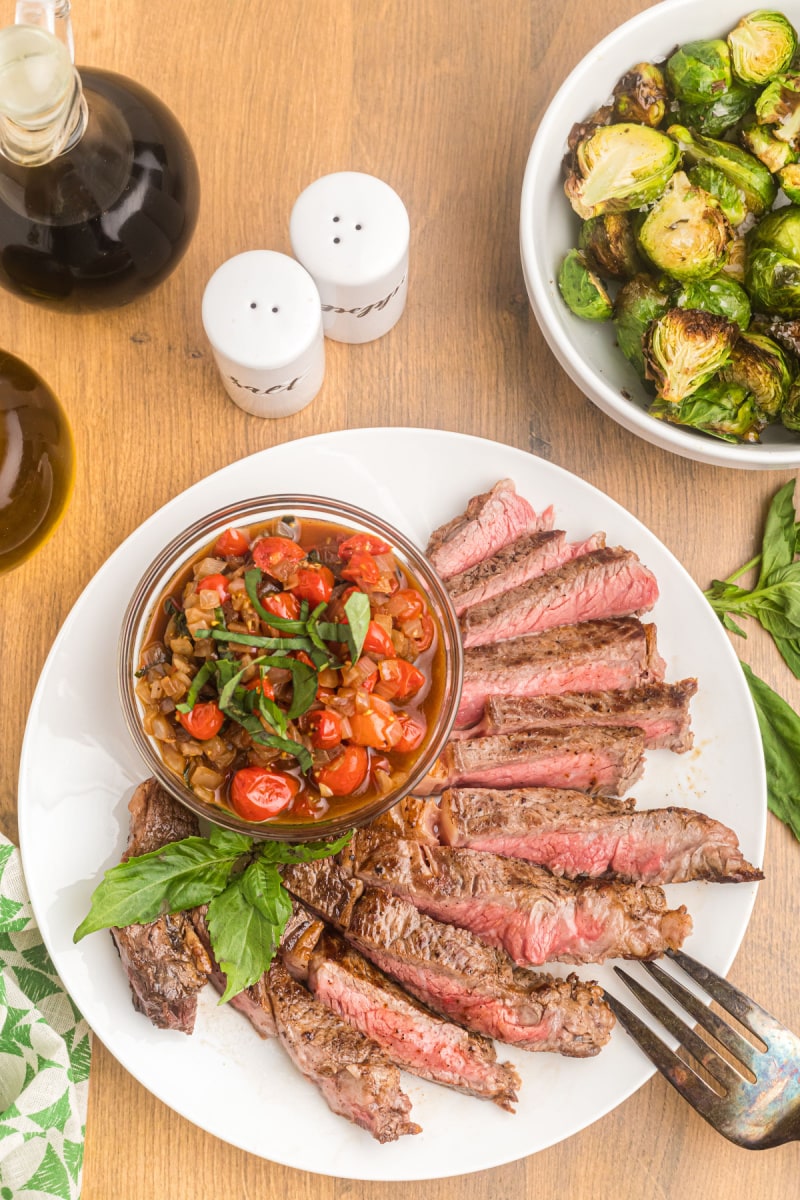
[
  {"left": 289, "top": 172, "right": 409, "bottom": 344},
  {"left": 201, "top": 250, "right": 325, "bottom": 417}
]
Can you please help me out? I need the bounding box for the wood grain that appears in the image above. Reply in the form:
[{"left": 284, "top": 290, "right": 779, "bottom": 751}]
[{"left": 1, "top": 0, "right": 798, "bottom": 1196}]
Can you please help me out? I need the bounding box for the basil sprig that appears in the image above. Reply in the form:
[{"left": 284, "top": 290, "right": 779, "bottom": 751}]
[
  {"left": 703, "top": 480, "right": 800, "bottom": 841},
  {"left": 74, "top": 828, "right": 352, "bottom": 1000}
]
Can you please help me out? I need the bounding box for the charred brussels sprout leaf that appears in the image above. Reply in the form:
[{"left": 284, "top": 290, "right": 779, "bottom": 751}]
[
  {"left": 636, "top": 171, "right": 731, "bottom": 281},
  {"left": 557, "top": 249, "right": 613, "bottom": 321},
  {"left": 668, "top": 124, "right": 777, "bottom": 216},
  {"left": 613, "top": 274, "right": 671, "bottom": 377},
  {"left": 666, "top": 39, "right": 732, "bottom": 104},
  {"left": 728, "top": 11, "right": 798, "bottom": 86},
  {"left": 740, "top": 115, "right": 798, "bottom": 174},
  {"left": 564, "top": 123, "right": 680, "bottom": 220},
  {"left": 674, "top": 276, "right": 752, "bottom": 332},
  {"left": 687, "top": 163, "right": 748, "bottom": 227},
  {"left": 650, "top": 380, "right": 763, "bottom": 443},
  {"left": 721, "top": 234, "right": 748, "bottom": 284},
  {"left": 677, "top": 83, "right": 755, "bottom": 138},
  {"left": 719, "top": 330, "right": 794, "bottom": 418},
  {"left": 566, "top": 105, "right": 613, "bottom": 156},
  {"left": 778, "top": 162, "right": 800, "bottom": 203},
  {"left": 612, "top": 63, "right": 668, "bottom": 127},
  {"left": 579, "top": 213, "right": 642, "bottom": 279},
  {"left": 755, "top": 73, "right": 800, "bottom": 145},
  {"left": 643, "top": 307, "right": 739, "bottom": 403}
]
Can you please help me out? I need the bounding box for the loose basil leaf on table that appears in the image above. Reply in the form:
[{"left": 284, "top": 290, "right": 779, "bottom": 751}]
[{"left": 741, "top": 663, "right": 800, "bottom": 842}]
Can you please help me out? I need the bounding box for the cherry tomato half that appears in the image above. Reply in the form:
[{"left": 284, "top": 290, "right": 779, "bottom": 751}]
[
  {"left": 253, "top": 536, "right": 306, "bottom": 573},
  {"left": 215, "top": 527, "right": 250, "bottom": 558},
  {"left": 289, "top": 563, "right": 335, "bottom": 606},
  {"left": 341, "top": 551, "right": 398, "bottom": 594},
  {"left": 338, "top": 533, "right": 391, "bottom": 560},
  {"left": 244, "top": 675, "right": 275, "bottom": 700},
  {"left": 260, "top": 591, "right": 301, "bottom": 625},
  {"left": 348, "top": 709, "right": 403, "bottom": 750},
  {"left": 393, "top": 714, "right": 426, "bottom": 753},
  {"left": 178, "top": 701, "right": 225, "bottom": 741},
  {"left": 197, "top": 573, "right": 230, "bottom": 604},
  {"left": 229, "top": 766, "right": 299, "bottom": 821},
  {"left": 315, "top": 744, "right": 369, "bottom": 796},
  {"left": 362, "top": 620, "right": 396, "bottom": 659},
  {"left": 307, "top": 710, "right": 344, "bottom": 749},
  {"left": 386, "top": 588, "right": 425, "bottom": 622},
  {"left": 375, "top": 657, "right": 426, "bottom": 702}
]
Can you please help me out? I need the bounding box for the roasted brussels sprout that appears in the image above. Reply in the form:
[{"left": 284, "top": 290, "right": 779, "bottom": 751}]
[
  {"left": 719, "top": 330, "right": 794, "bottom": 417},
  {"left": 557, "top": 249, "right": 613, "bottom": 321},
  {"left": 667, "top": 124, "right": 777, "bottom": 216},
  {"left": 781, "top": 377, "right": 800, "bottom": 430},
  {"left": 612, "top": 63, "right": 668, "bottom": 127},
  {"left": 643, "top": 307, "right": 739, "bottom": 403},
  {"left": 579, "top": 213, "right": 643, "bottom": 279},
  {"left": 677, "top": 83, "right": 755, "bottom": 138},
  {"left": 687, "top": 163, "right": 747, "bottom": 227},
  {"left": 749, "top": 203, "right": 800, "bottom": 260},
  {"left": 636, "top": 172, "right": 731, "bottom": 281},
  {"left": 778, "top": 162, "right": 800, "bottom": 202},
  {"left": 729, "top": 11, "right": 798, "bottom": 86},
  {"left": 746, "top": 204, "right": 800, "bottom": 315},
  {"left": 666, "top": 39, "right": 732, "bottom": 104},
  {"left": 564, "top": 123, "right": 680, "bottom": 220},
  {"left": 739, "top": 114, "right": 798, "bottom": 173},
  {"left": 650, "top": 380, "right": 763, "bottom": 442},
  {"left": 755, "top": 73, "right": 800, "bottom": 145},
  {"left": 765, "top": 314, "right": 800, "bottom": 357},
  {"left": 613, "top": 274, "right": 671, "bottom": 377},
  {"left": 721, "top": 233, "right": 748, "bottom": 284},
  {"left": 673, "top": 276, "right": 752, "bottom": 332}
]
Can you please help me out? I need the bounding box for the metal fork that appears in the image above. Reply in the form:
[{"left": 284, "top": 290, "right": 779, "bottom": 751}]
[{"left": 606, "top": 948, "right": 800, "bottom": 1149}]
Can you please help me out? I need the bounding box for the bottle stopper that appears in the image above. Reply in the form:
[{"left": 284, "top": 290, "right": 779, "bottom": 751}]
[
  {"left": 201, "top": 250, "right": 325, "bottom": 418},
  {"left": 289, "top": 171, "right": 409, "bottom": 344}
]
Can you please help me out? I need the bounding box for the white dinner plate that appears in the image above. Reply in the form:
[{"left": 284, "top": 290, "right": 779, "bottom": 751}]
[{"left": 18, "top": 428, "right": 766, "bottom": 1180}]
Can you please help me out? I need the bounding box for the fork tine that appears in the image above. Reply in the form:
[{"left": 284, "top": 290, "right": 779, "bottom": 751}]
[
  {"left": 614, "top": 967, "right": 742, "bottom": 1093},
  {"left": 605, "top": 989, "right": 722, "bottom": 1121},
  {"left": 641, "top": 959, "right": 760, "bottom": 1076},
  {"left": 667, "top": 949, "right": 790, "bottom": 1045}
]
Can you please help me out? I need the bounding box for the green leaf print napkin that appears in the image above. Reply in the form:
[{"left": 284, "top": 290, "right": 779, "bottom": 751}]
[{"left": 0, "top": 834, "right": 91, "bottom": 1200}]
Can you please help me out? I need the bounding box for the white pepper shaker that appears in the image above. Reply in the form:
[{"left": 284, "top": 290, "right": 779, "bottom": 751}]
[
  {"left": 201, "top": 250, "right": 325, "bottom": 417},
  {"left": 289, "top": 171, "right": 409, "bottom": 344}
]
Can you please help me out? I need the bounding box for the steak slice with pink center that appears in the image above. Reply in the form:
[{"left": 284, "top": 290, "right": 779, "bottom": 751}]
[
  {"left": 461, "top": 546, "right": 659, "bottom": 648},
  {"left": 438, "top": 788, "right": 764, "bottom": 885},
  {"left": 445, "top": 529, "right": 605, "bottom": 616},
  {"left": 420, "top": 726, "right": 646, "bottom": 795},
  {"left": 456, "top": 617, "right": 665, "bottom": 729},
  {"left": 268, "top": 958, "right": 420, "bottom": 1142},
  {"left": 477, "top": 679, "right": 697, "bottom": 751},
  {"left": 426, "top": 479, "right": 552, "bottom": 580},
  {"left": 351, "top": 834, "right": 691, "bottom": 966}
]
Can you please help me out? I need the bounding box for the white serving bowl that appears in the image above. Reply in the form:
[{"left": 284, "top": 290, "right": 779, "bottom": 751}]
[{"left": 520, "top": 0, "right": 800, "bottom": 470}]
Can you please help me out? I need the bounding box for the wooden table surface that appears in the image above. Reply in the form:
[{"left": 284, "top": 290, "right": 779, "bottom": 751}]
[{"left": 2, "top": 0, "right": 799, "bottom": 1195}]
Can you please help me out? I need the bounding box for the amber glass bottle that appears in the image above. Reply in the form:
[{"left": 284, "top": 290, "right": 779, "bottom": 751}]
[
  {"left": 0, "top": 15, "right": 199, "bottom": 310},
  {"left": 0, "top": 350, "right": 73, "bottom": 573}
]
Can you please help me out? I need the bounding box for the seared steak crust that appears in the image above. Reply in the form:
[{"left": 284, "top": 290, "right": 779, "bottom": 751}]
[
  {"left": 460, "top": 547, "right": 659, "bottom": 648},
  {"left": 268, "top": 958, "right": 420, "bottom": 1143},
  {"left": 422, "top": 726, "right": 646, "bottom": 795},
  {"left": 457, "top": 617, "right": 665, "bottom": 728},
  {"left": 110, "top": 779, "right": 211, "bottom": 1033},
  {"left": 438, "top": 788, "right": 764, "bottom": 884},
  {"left": 478, "top": 679, "right": 697, "bottom": 752},
  {"left": 426, "top": 479, "right": 551, "bottom": 580},
  {"left": 350, "top": 834, "right": 691, "bottom": 965}
]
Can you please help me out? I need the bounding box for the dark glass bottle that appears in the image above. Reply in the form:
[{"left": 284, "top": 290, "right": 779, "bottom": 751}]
[{"left": 0, "top": 18, "right": 199, "bottom": 311}]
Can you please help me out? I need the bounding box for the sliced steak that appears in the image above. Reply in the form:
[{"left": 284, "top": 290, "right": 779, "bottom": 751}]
[
  {"left": 191, "top": 904, "right": 277, "bottom": 1038},
  {"left": 351, "top": 834, "right": 691, "bottom": 966},
  {"left": 110, "top": 779, "right": 211, "bottom": 1033},
  {"left": 438, "top": 788, "right": 764, "bottom": 885},
  {"left": 426, "top": 479, "right": 552, "bottom": 580},
  {"left": 420, "top": 726, "right": 646, "bottom": 795},
  {"left": 282, "top": 859, "right": 614, "bottom": 1056},
  {"left": 477, "top": 679, "right": 697, "bottom": 752},
  {"left": 456, "top": 617, "right": 665, "bottom": 728},
  {"left": 304, "top": 926, "right": 521, "bottom": 1109},
  {"left": 268, "top": 958, "right": 420, "bottom": 1142},
  {"left": 461, "top": 547, "right": 659, "bottom": 648},
  {"left": 367, "top": 794, "right": 441, "bottom": 844},
  {"left": 445, "top": 530, "right": 605, "bottom": 616}
]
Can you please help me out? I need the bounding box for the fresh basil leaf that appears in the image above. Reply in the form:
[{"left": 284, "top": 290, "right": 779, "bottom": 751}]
[
  {"left": 260, "top": 830, "right": 352, "bottom": 865},
  {"left": 208, "top": 827, "right": 253, "bottom": 855},
  {"left": 176, "top": 660, "right": 216, "bottom": 714},
  {"left": 73, "top": 836, "right": 244, "bottom": 941},
  {"left": 217, "top": 655, "right": 269, "bottom": 710},
  {"left": 344, "top": 591, "right": 371, "bottom": 661},
  {"left": 244, "top": 569, "right": 306, "bottom": 633},
  {"left": 741, "top": 662, "right": 800, "bottom": 842},
  {"left": 207, "top": 860, "right": 291, "bottom": 1002},
  {"left": 773, "top": 634, "right": 800, "bottom": 680},
  {"left": 315, "top": 621, "right": 351, "bottom": 642},
  {"left": 285, "top": 659, "right": 318, "bottom": 720},
  {"left": 757, "top": 480, "right": 797, "bottom": 592},
  {"left": 257, "top": 691, "right": 289, "bottom": 739},
  {"left": 209, "top": 629, "right": 315, "bottom": 652}
]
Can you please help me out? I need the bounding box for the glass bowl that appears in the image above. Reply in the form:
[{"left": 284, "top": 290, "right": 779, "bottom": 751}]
[{"left": 118, "top": 494, "right": 464, "bottom": 841}]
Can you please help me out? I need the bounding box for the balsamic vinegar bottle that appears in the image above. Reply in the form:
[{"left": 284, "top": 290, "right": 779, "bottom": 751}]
[{"left": 0, "top": 5, "right": 199, "bottom": 311}]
